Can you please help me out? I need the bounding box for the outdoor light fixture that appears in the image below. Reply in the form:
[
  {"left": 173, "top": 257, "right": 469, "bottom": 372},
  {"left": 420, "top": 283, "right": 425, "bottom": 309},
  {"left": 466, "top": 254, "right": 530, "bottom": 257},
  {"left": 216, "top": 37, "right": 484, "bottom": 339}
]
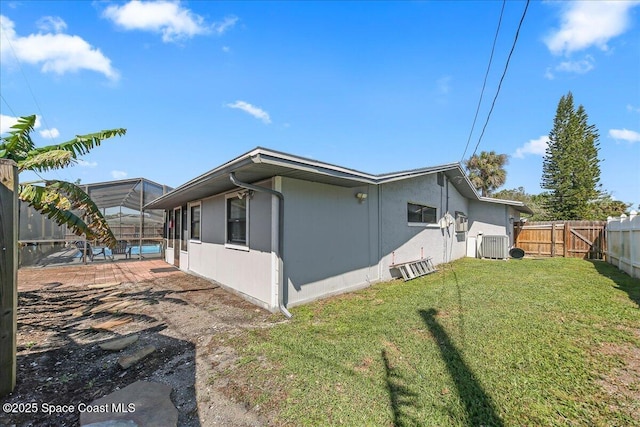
[
  {"left": 355, "top": 192, "right": 368, "bottom": 203},
  {"left": 238, "top": 190, "right": 254, "bottom": 200}
]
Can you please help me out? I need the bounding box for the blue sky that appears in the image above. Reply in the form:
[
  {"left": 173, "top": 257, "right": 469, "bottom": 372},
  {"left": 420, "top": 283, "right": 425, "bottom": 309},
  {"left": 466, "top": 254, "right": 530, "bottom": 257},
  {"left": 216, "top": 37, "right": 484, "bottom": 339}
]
[{"left": 1, "top": 1, "right": 639, "bottom": 207}]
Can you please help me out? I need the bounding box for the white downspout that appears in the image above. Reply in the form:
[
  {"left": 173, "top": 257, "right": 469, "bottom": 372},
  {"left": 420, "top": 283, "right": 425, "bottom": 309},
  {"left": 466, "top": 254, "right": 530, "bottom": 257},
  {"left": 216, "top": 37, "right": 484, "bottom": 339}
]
[{"left": 229, "top": 173, "right": 292, "bottom": 318}]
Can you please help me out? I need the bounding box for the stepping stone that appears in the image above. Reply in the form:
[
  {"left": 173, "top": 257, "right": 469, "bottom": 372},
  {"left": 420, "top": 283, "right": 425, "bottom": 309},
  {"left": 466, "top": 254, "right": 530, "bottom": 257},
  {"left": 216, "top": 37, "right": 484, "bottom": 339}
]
[
  {"left": 79, "top": 381, "right": 177, "bottom": 426},
  {"left": 91, "top": 300, "right": 136, "bottom": 314},
  {"left": 118, "top": 345, "right": 156, "bottom": 369},
  {"left": 92, "top": 317, "right": 133, "bottom": 330},
  {"left": 83, "top": 421, "right": 137, "bottom": 427},
  {"left": 99, "top": 335, "right": 139, "bottom": 351},
  {"left": 43, "top": 282, "right": 63, "bottom": 289},
  {"left": 99, "top": 291, "right": 124, "bottom": 302},
  {"left": 88, "top": 282, "right": 121, "bottom": 289},
  {"left": 70, "top": 308, "right": 91, "bottom": 317},
  {"left": 91, "top": 301, "right": 120, "bottom": 314},
  {"left": 110, "top": 301, "right": 138, "bottom": 311}
]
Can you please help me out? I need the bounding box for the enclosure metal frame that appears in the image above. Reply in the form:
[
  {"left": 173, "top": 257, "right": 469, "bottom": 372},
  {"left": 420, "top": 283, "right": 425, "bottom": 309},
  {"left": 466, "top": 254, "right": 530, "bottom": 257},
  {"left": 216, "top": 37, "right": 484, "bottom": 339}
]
[{"left": 18, "top": 177, "right": 171, "bottom": 264}]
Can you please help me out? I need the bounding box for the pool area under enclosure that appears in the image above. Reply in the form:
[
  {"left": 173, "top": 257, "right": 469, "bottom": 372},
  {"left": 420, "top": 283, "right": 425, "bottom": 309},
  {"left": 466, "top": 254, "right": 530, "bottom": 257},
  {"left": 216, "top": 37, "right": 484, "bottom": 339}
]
[{"left": 18, "top": 178, "right": 171, "bottom": 267}]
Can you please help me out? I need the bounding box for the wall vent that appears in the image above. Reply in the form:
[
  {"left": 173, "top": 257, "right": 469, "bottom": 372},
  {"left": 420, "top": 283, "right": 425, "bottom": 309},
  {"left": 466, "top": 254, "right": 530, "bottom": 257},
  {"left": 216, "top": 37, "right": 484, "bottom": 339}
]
[{"left": 480, "top": 235, "right": 509, "bottom": 259}]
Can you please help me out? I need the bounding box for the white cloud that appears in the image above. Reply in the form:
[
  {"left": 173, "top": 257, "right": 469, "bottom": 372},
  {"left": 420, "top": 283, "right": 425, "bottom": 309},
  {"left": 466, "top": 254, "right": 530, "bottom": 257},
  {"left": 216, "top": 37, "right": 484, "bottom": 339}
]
[
  {"left": 111, "top": 170, "right": 128, "bottom": 179},
  {"left": 37, "top": 16, "right": 67, "bottom": 33},
  {"left": 227, "top": 101, "right": 271, "bottom": 124},
  {"left": 103, "top": 1, "right": 232, "bottom": 43},
  {"left": 544, "top": 67, "right": 555, "bottom": 80},
  {"left": 545, "top": 1, "right": 640, "bottom": 55},
  {"left": 0, "top": 114, "right": 42, "bottom": 134},
  {"left": 514, "top": 135, "right": 549, "bottom": 158},
  {"left": 76, "top": 159, "right": 98, "bottom": 168},
  {"left": 213, "top": 16, "right": 238, "bottom": 35},
  {"left": 39, "top": 127, "right": 59, "bottom": 139},
  {"left": 0, "top": 114, "right": 19, "bottom": 134},
  {"left": 609, "top": 128, "right": 640, "bottom": 143},
  {"left": 0, "top": 15, "right": 119, "bottom": 80},
  {"left": 436, "top": 75, "right": 452, "bottom": 95},
  {"left": 545, "top": 55, "right": 595, "bottom": 79},
  {"left": 627, "top": 104, "right": 640, "bottom": 113},
  {"left": 555, "top": 55, "right": 595, "bottom": 74}
]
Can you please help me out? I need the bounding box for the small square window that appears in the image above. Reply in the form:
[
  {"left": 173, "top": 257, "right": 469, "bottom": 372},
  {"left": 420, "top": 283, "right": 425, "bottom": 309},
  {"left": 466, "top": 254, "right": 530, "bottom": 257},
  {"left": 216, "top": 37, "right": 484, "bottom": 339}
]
[{"left": 408, "top": 203, "right": 437, "bottom": 224}]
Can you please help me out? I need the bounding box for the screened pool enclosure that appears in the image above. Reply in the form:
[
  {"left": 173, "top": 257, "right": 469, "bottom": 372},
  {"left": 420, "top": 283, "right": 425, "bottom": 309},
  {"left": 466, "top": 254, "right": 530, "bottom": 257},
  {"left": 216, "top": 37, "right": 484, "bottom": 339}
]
[{"left": 19, "top": 178, "right": 171, "bottom": 267}]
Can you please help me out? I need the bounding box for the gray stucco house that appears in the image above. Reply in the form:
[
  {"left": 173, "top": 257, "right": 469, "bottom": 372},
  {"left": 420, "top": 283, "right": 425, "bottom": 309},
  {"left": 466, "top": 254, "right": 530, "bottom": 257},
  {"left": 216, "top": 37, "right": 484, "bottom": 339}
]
[{"left": 145, "top": 147, "right": 531, "bottom": 315}]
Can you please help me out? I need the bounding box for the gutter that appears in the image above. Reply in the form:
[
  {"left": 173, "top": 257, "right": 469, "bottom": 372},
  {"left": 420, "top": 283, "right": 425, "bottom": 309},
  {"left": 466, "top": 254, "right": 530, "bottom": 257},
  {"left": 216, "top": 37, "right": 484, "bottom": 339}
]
[{"left": 229, "top": 172, "right": 292, "bottom": 318}]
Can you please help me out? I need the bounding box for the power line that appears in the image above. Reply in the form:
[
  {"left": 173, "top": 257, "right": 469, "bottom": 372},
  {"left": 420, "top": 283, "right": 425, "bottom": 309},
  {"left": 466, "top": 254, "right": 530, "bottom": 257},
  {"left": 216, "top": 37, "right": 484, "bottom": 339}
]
[
  {"left": 460, "top": 0, "right": 506, "bottom": 163},
  {"left": 1, "top": 94, "right": 18, "bottom": 117},
  {"left": 470, "top": 0, "right": 530, "bottom": 160}
]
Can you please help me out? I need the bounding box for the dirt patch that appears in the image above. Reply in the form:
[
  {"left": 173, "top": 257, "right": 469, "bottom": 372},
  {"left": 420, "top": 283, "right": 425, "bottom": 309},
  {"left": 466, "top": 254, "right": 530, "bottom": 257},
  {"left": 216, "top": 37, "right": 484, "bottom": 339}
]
[
  {"left": 595, "top": 341, "right": 640, "bottom": 421},
  {"left": 1, "top": 269, "right": 282, "bottom": 426}
]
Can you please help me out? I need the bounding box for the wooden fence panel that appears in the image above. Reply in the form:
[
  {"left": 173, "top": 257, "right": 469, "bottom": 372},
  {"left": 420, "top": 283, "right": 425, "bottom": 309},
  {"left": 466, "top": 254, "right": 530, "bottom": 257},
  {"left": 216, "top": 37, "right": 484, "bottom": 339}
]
[
  {"left": 0, "top": 159, "right": 18, "bottom": 396},
  {"left": 514, "top": 221, "right": 606, "bottom": 260},
  {"left": 566, "top": 221, "right": 607, "bottom": 259}
]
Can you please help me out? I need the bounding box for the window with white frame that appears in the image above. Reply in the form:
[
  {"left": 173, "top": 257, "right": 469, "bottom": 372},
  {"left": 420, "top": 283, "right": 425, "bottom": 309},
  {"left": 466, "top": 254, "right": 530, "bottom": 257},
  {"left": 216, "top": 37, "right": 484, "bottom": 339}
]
[
  {"left": 190, "top": 204, "right": 201, "bottom": 241},
  {"left": 226, "top": 196, "right": 248, "bottom": 246},
  {"left": 407, "top": 202, "right": 437, "bottom": 224},
  {"left": 167, "top": 210, "right": 174, "bottom": 248},
  {"left": 181, "top": 205, "right": 188, "bottom": 251}
]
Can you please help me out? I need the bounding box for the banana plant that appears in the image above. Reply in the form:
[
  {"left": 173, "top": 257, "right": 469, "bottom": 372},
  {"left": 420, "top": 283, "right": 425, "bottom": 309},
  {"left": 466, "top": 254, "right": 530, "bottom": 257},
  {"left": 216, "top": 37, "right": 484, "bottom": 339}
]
[{"left": 1, "top": 115, "right": 126, "bottom": 248}]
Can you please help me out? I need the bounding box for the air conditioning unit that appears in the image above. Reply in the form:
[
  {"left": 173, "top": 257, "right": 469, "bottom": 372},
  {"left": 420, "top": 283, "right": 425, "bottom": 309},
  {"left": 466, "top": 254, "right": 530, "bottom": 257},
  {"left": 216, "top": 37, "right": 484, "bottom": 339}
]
[{"left": 480, "top": 235, "right": 509, "bottom": 259}]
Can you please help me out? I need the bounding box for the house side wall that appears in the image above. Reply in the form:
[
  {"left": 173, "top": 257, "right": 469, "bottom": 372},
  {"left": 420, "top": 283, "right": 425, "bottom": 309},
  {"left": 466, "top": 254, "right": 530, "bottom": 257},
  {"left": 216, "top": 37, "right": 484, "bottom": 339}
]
[
  {"left": 468, "top": 201, "right": 520, "bottom": 247},
  {"left": 157, "top": 170, "right": 525, "bottom": 311},
  {"left": 378, "top": 174, "right": 469, "bottom": 281},
  {"left": 281, "top": 177, "right": 379, "bottom": 307},
  {"left": 174, "top": 180, "right": 276, "bottom": 310}
]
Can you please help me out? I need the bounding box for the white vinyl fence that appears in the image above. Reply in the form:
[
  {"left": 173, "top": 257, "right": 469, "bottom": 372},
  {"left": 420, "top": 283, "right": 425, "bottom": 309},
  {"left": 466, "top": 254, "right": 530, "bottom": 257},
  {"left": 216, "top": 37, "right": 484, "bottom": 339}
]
[{"left": 607, "top": 211, "right": 639, "bottom": 279}]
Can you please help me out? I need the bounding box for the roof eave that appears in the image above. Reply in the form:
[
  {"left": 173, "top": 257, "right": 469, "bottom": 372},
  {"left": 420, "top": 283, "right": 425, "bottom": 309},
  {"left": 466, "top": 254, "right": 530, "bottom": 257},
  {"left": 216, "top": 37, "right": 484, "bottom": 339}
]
[{"left": 479, "top": 196, "right": 534, "bottom": 215}]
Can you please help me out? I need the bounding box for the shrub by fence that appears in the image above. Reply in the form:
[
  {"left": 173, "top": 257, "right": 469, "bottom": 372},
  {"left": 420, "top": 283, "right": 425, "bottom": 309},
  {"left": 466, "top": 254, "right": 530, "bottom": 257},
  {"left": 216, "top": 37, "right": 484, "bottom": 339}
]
[{"left": 607, "top": 211, "right": 639, "bottom": 279}]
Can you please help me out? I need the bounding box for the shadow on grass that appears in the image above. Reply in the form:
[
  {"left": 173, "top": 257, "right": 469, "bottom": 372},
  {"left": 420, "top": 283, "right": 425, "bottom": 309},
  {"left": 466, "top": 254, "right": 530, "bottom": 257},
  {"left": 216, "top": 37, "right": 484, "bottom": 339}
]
[
  {"left": 419, "top": 309, "right": 503, "bottom": 427},
  {"left": 381, "top": 349, "right": 420, "bottom": 426},
  {"left": 589, "top": 260, "right": 640, "bottom": 308}
]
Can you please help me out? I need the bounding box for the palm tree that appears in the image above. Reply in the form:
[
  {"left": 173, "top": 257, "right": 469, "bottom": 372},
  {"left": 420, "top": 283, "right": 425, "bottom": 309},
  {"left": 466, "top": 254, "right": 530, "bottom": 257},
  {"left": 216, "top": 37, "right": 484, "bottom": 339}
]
[
  {"left": 464, "top": 151, "right": 508, "bottom": 197},
  {"left": 0, "top": 115, "right": 126, "bottom": 248}
]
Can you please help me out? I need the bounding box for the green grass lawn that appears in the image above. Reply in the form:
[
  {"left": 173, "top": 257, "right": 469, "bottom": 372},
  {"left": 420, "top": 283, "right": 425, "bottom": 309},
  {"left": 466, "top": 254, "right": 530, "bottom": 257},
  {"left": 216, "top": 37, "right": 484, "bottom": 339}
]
[{"left": 228, "top": 258, "right": 640, "bottom": 426}]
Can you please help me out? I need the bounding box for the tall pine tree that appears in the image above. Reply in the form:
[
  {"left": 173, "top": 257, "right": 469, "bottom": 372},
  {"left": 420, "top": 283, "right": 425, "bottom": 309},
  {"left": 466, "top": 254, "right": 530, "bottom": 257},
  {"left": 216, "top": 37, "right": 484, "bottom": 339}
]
[{"left": 542, "top": 92, "right": 601, "bottom": 219}]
